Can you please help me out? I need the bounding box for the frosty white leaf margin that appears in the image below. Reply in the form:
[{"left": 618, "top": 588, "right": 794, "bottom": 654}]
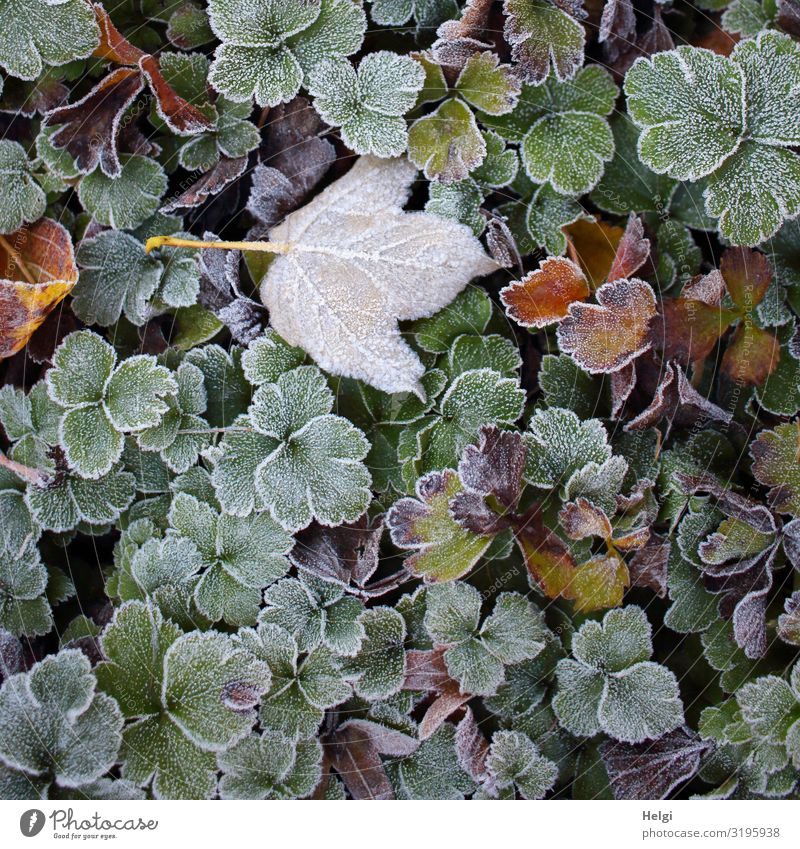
[{"left": 146, "top": 157, "right": 499, "bottom": 396}]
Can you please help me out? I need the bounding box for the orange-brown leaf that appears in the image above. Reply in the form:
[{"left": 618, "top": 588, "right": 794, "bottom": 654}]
[
  {"left": 654, "top": 297, "right": 738, "bottom": 364},
  {"left": 720, "top": 246, "right": 772, "bottom": 313},
  {"left": 139, "top": 55, "right": 216, "bottom": 136},
  {"left": 500, "top": 256, "right": 589, "bottom": 328},
  {"left": 92, "top": 3, "right": 147, "bottom": 65},
  {"left": 515, "top": 513, "right": 578, "bottom": 601},
  {"left": 557, "top": 277, "right": 657, "bottom": 374},
  {"left": 721, "top": 322, "right": 780, "bottom": 387},
  {"left": 0, "top": 219, "right": 78, "bottom": 359},
  {"left": 564, "top": 217, "right": 625, "bottom": 289}
]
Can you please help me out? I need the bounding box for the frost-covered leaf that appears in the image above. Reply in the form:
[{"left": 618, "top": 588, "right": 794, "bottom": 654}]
[
  {"left": 0, "top": 540, "right": 51, "bottom": 638},
  {"left": 600, "top": 727, "right": 710, "bottom": 800},
  {"left": 78, "top": 155, "right": 168, "bottom": 230},
  {"left": 501, "top": 256, "right": 589, "bottom": 329},
  {"left": 0, "top": 0, "right": 99, "bottom": 81},
  {"left": 259, "top": 156, "right": 498, "bottom": 395},
  {"left": 168, "top": 491, "right": 292, "bottom": 626},
  {"left": 625, "top": 33, "right": 800, "bottom": 244},
  {"left": 524, "top": 408, "right": 611, "bottom": 489},
  {"left": 553, "top": 606, "right": 684, "bottom": 743},
  {"left": 0, "top": 649, "right": 122, "bottom": 794},
  {"left": 503, "top": 0, "right": 585, "bottom": 85},
  {"left": 424, "top": 583, "right": 545, "bottom": 695},
  {"left": 0, "top": 141, "right": 46, "bottom": 235},
  {"left": 455, "top": 51, "right": 520, "bottom": 116},
  {"left": 750, "top": 423, "right": 800, "bottom": 517},
  {"left": 74, "top": 231, "right": 163, "bottom": 327},
  {"left": 239, "top": 622, "right": 351, "bottom": 739},
  {"left": 426, "top": 180, "right": 485, "bottom": 236},
  {"left": 97, "top": 601, "right": 271, "bottom": 798},
  {"left": 485, "top": 730, "right": 558, "bottom": 799},
  {"left": 517, "top": 66, "right": 617, "bottom": 196},
  {"left": 0, "top": 218, "right": 78, "bottom": 359},
  {"left": 557, "top": 278, "right": 657, "bottom": 374},
  {"left": 388, "top": 723, "right": 473, "bottom": 799},
  {"left": 218, "top": 731, "right": 322, "bottom": 799},
  {"left": 208, "top": 0, "right": 366, "bottom": 107},
  {"left": 523, "top": 183, "right": 586, "bottom": 255},
  {"left": 408, "top": 98, "right": 486, "bottom": 183},
  {"left": 212, "top": 366, "right": 371, "bottom": 529},
  {"left": 342, "top": 607, "right": 406, "bottom": 699},
  {"left": 310, "top": 52, "right": 424, "bottom": 157}
]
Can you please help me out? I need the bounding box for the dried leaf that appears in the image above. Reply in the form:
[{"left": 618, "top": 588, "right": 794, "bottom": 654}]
[
  {"left": 564, "top": 216, "right": 624, "bottom": 288},
  {"left": 600, "top": 727, "right": 711, "bottom": 800},
  {"left": 162, "top": 156, "right": 248, "bottom": 213},
  {"left": 328, "top": 721, "right": 395, "bottom": 800},
  {"left": 628, "top": 533, "right": 670, "bottom": 598},
  {"left": 607, "top": 214, "right": 650, "bottom": 283},
  {"left": 557, "top": 277, "right": 657, "bottom": 374},
  {"left": 501, "top": 256, "right": 589, "bottom": 329},
  {"left": 0, "top": 219, "right": 78, "bottom": 358},
  {"left": 260, "top": 156, "right": 498, "bottom": 395}
]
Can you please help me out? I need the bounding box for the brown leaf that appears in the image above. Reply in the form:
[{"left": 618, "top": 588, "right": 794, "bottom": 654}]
[
  {"left": 501, "top": 256, "right": 589, "bottom": 329},
  {"left": 162, "top": 156, "right": 248, "bottom": 213},
  {"left": 564, "top": 217, "right": 625, "bottom": 289},
  {"left": 720, "top": 322, "right": 780, "bottom": 387},
  {"left": 44, "top": 67, "right": 144, "bottom": 177},
  {"left": 559, "top": 498, "right": 613, "bottom": 541},
  {"left": 654, "top": 297, "right": 737, "bottom": 365},
  {"left": 778, "top": 0, "right": 800, "bottom": 35},
  {"left": 485, "top": 216, "right": 522, "bottom": 271},
  {"left": 600, "top": 727, "right": 711, "bottom": 800},
  {"left": 515, "top": 510, "right": 579, "bottom": 601},
  {"left": 628, "top": 533, "right": 670, "bottom": 598},
  {"left": 403, "top": 648, "right": 452, "bottom": 692},
  {"left": 139, "top": 54, "right": 215, "bottom": 136},
  {"left": 419, "top": 690, "right": 471, "bottom": 740},
  {"left": 457, "top": 425, "right": 526, "bottom": 511},
  {"left": 599, "top": 0, "right": 637, "bottom": 65},
  {"left": 557, "top": 277, "right": 657, "bottom": 374},
  {"left": 92, "top": 3, "right": 147, "bottom": 64},
  {"left": 719, "top": 246, "right": 772, "bottom": 313},
  {"left": 455, "top": 707, "right": 492, "bottom": 787},
  {"left": 610, "top": 360, "right": 636, "bottom": 418},
  {"left": 625, "top": 362, "right": 733, "bottom": 433},
  {"left": 328, "top": 722, "right": 395, "bottom": 800},
  {"left": 681, "top": 269, "right": 725, "bottom": 306},
  {"left": 607, "top": 214, "right": 650, "bottom": 283},
  {"left": 431, "top": 0, "right": 493, "bottom": 69},
  {"left": 0, "top": 219, "right": 78, "bottom": 359}
]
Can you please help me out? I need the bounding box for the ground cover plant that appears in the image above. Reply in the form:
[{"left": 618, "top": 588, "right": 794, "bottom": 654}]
[{"left": 0, "top": 0, "right": 799, "bottom": 801}]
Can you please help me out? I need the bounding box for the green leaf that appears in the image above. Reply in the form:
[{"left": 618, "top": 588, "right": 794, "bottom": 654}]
[
  {"left": 486, "top": 730, "right": 558, "bottom": 799},
  {"left": 218, "top": 731, "right": 322, "bottom": 799},
  {"left": 208, "top": 0, "right": 366, "bottom": 107},
  {"left": 242, "top": 330, "right": 306, "bottom": 386},
  {"left": 722, "top": 0, "right": 774, "bottom": 37},
  {"left": 0, "top": 0, "right": 99, "bottom": 81},
  {"left": 426, "top": 180, "right": 485, "bottom": 236},
  {"left": 78, "top": 155, "right": 168, "bottom": 230},
  {"left": 524, "top": 183, "right": 587, "bottom": 255},
  {"left": 388, "top": 723, "right": 473, "bottom": 799},
  {"left": 0, "top": 140, "right": 46, "bottom": 234},
  {"left": 371, "top": 0, "right": 457, "bottom": 28},
  {"left": 74, "top": 231, "right": 164, "bottom": 327},
  {"left": 625, "top": 33, "right": 800, "bottom": 245},
  {"left": 455, "top": 51, "right": 520, "bottom": 117},
  {"left": 412, "top": 286, "right": 493, "bottom": 354},
  {"left": 310, "top": 52, "right": 424, "bottom": 157},
  {"left": 239, "top": 622, "right": 351, "bottom": 739},
  {"left": 408, "top": 98, "right": 486, "bottom": 182},
  {"left": 471, "top": 131, "right": 519, "bottom": 190},
  {"left": 503, "top": 0, "right": 585, "bottom": 85},
  {"left": 524, "top": 407, "right": 611, "bottom": 489},
  {"left": 105, "top": 356, "right": 177, "bottom": 432},
  {"left": 517, "top": 66, "right": 617, "bottom": 196},
  {"left": 185, "top": 344, "right": 251, "bottom": 428},
  {"left": 553, "top": 606, "right": 684, "bottom": 743},
  {"left": 213, "top": 366, "right": 371, "bottom": 530},
  {"left": 342, "top": 607, "right": 406, "bottom": 699},
  {"left": 0, "top": 649, "right": 122, "bottom": 793},
  {"left": 0, "top": 541, "right": 51, "bottom": 638},
  {"left": 750, "top": 422, "right": 800, "bottom": 516}
]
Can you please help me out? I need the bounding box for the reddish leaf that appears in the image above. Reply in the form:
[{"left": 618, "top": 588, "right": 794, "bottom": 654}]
[
  {"left": 607, "top": 214, "right": 650, "bottom": 283},
  {"left": 44, "top": 67, "right": 144, "bottom": 177},
  {"left": 161, "top": 156, "right": 248, "bottom": 213},
  {"left": 515, "top": 511, "right": 579, "bottom": 602},
  {"left": 557, "top": 277, "right": 657, "bottom": 374},
  {"left": 681, "top": 269, "right": 725, "bottom": 306},
  {"left": 0, "top": 219, "right": 78, "bottom": 359},
  {"left": 419, "top": 690, "right": 471, "bottom": 740},
  {"left": 403, "top": 648, "right": 452, "bottom": 692},
  {"left": 720, "top": 322, "right": 780, "bottom": 387},
  {"left": 92, "top": 3, "right": 147, "bottom": 64},
  {"left": 457, "top": 425, "right": 526, "bottom": 511},
  {"left": 600, "top": 727, "right": 711, "bottom": 800},
  {"left": 501, "top": 256, "right": 589, "bottom": 329},
  {"left": 559, "top": 498, "right": 613, "bottom": 541},
  {"left": 139, "top": 54, "right": 215, "bottom": 136},
  {"left": 719, "top": 246, "right": 772, "bottom": 313},
  {"left": 610, "top": 360, "right": 636, "bottom": 418},
  {"left": 455, "top": 707, "right": 491, "bottom": 786},
  {"left": 654, "top": 297, "right": 737, "bottom": 365},
  {"left": 431, "top": 0, "right": 493, "bottom": 69}
]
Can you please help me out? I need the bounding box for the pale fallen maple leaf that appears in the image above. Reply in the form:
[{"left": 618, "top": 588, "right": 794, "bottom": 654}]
[{"left": 147, "top": 156, "right": 498, "bottom": 395}]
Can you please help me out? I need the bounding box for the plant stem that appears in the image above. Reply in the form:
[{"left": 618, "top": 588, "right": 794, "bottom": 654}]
[
  {"left": 145, "top": 236, "right": 292, "bottom": 255},
  {"left": 0, "top": 235, "right": 37, "bottom": 285}
]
